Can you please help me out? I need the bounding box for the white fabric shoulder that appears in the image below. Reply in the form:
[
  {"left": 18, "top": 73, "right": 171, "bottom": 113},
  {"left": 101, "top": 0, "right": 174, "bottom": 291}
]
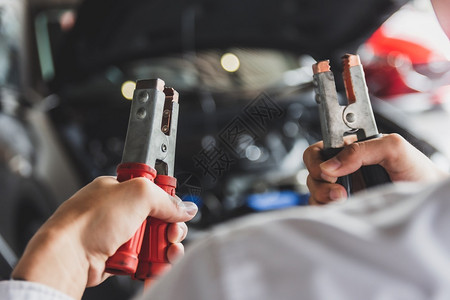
[
  {"left": 142, "top": 178, "right": 450, "bottom": 300},
  {"left": 0, "top": 280, "right": 75, "bottom": 300}
]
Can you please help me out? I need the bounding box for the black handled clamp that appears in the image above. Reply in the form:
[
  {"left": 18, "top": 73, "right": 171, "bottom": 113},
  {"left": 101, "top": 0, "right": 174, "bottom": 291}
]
[{"left": 312, "top": 54, "right": 391, "bottom": 194}]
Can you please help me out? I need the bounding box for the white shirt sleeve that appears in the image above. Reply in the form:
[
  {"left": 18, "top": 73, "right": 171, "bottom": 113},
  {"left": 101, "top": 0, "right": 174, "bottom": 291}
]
[
  {"left": 0, "top": 280, "right": 75, "bottom": 300},
  {"left": 139, "top": 178, "right": 450, "bottom": 300}
]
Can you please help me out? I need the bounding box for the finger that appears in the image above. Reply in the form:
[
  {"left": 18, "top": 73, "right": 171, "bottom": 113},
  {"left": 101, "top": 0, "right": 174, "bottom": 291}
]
[
  {"left": 167, "top": 222, "right": 188, "bottom": 244},
  {"left": 303, "top": 141, "right": 325, "bottom": 179},
  {"left": 166, "top": 243, "right": 184, "bottom": 264},
  {"left": 343, "top": 134, "right": 358, "bottom": 145},
  {"left": 320, "top": 134, "right": 394, "bottom": 178},
  {"left": 88, "top": 272, "right": 113, "bottom": 288},
  {"left": 149, "top": 195, "right": 198, "bottom": 223},
  {"left": 303, "top": 136, "right": 357, "bottom": 180},
  {"left": 115, "top": 178, "right": 198, "bottom": 223},
  {"left": 307, "top": 175, "right": 347, "bottom": 205}
]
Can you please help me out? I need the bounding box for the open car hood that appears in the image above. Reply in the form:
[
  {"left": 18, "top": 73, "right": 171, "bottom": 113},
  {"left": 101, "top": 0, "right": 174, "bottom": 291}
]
[{"left": 51, "top": 0, "right": 408, "bottom": 90}]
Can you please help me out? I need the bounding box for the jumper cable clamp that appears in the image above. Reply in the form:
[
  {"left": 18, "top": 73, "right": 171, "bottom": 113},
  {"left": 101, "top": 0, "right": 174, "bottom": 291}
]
[
  {"left": 312, "top": 54, "right": 391, "bottom": 194},
  {"left": 105, "top": 78, "right": 179, "bottom": 283}
]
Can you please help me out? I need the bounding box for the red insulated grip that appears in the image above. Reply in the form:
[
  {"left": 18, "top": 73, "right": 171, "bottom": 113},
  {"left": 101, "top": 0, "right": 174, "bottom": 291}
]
[
  {"left": 105, "top": 163, "right": 157, "bottom": 275},
  {"left": 134, "top": 175, "right": 177, "bottom": 280}
]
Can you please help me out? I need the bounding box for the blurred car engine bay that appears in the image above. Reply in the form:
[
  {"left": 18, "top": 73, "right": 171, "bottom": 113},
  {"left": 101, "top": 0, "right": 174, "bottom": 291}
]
[{"left": 0, "top": 0, "right": 449, "bottom": 298}]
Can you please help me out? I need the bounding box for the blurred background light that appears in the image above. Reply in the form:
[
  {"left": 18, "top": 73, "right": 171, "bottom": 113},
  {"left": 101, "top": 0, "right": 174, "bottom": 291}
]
[
  {"left": 121, "top": 80, "right": 136, "bottom": 100},
  {"left": 220, "top": 53, "right": 240, "bottom": 72}
]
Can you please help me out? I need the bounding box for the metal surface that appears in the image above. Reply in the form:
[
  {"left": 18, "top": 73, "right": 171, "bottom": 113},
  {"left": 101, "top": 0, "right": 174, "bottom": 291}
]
[
  {"left": 163, "top": 88, "right": 179, "bottom": 176},
  {"left": 313, "top": 63, "right": 348, "bottom": 149},
  {"left": 341, "top": 54, "right": 379, "bottom": 140},
  {"left": 312, "top": 54, "right": 379, "bottom": 149},
  {"left": 121, "top": 78, "right": 179, "bottom": 176}
]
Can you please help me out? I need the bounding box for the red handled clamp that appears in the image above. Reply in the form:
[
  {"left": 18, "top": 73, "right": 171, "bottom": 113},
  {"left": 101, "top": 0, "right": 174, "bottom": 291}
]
[
  {"left": 312, "top": 54, "right": 391, "bottom": 194},
  {"left": 105, "top": 78, "right": 179, "bottom": 281}
]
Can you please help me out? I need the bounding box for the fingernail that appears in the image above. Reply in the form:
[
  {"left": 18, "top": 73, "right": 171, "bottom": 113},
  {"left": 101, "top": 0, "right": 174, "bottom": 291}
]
[
  {"left": 175, "top": 223, "right": 188, "bottom": 242},
  {"left": 329, "top": 187, "right": 344, "bottom": 200},
  {"left": 320, "top": 173, "right": 337, "bottom": 183},
  {"left": 321, "top": 157, "right": 342, "bottom": 172},
  {"left": 181, "top": 201, "right": 198, "bottom": 216}
]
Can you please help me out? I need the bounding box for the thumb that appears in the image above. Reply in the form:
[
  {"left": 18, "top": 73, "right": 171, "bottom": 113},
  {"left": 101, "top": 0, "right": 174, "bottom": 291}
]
[
  {"left": 115, "top": 177, "right": 198, "bottom": 224},
  {"left": 319, "top": 135, "right": 392, "bottom": 178}
]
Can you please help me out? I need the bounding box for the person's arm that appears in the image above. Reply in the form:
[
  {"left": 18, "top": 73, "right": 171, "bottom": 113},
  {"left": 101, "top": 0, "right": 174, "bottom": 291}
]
[
  {"left": 9, "top": 176, "right": 197, "bottom": 299},
  {"left": 0, "top": 280, "right": 75, "bottom": 300},
  {"left": 303, "top": 133, "right": 449, "bottom": 205}
]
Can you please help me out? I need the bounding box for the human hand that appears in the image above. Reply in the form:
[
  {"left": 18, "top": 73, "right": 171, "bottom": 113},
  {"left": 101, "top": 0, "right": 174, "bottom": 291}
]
[
  {"left": 303, "top": 133, "right": 448, "bottom": 205},
  {"left": 11, "top": 176, "right": 198, "bottom": 299}
]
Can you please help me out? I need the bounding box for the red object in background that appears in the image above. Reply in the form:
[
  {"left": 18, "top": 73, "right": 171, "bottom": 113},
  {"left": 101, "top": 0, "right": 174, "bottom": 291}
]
[
  {"left": 364, "top": 28, "right": 448, "bottom": 98},
  {"left": 367, "top": 29, "right": 446, "bottom": 65},
  {"left": 363, "top": 61, "right": 418, "bottom": 97}
]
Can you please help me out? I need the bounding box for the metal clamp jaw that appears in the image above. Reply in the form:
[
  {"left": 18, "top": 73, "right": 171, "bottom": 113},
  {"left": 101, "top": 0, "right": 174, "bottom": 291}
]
[
  {"left": 312, "top": 54, "right": 390, "bottom": 193},
  {"left": 121, "top": 78, "right": 179, "bottom": 177},
  {"left": 105, "top": 78, "right": 179, "bottom": 282},
  {"left": 313, "top": 54, "right": 379, "bottom": 149}
]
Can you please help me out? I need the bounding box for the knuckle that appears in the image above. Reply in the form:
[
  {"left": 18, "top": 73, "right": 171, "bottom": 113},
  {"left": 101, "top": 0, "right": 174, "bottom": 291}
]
[
  {"left": 302, "top": 148, "right": 310, "bottom": 164},
  {"left": 92, "top": 176, "right": 109, "bottom": 186},
  {"left": 344, "top": 142, "right": 361, "bottom": 156},
  {"left": 177, "top": 222, "right": 188, "bottom": 240},
  {"left": 128, "top": 177, "right": 153, "bottom": 197},
  {"left": 385, "top": 133, "right": 405, "bottom": 148},
  {"left": 178, "top": 221, "right": 188, "bottom": 232},
  {"left": 309, "top": 196, "right": 327, "bottom": 206},
  {"left": 306, "top": 176, "right": 330, "bottom": 205},
  {"left": 306, "top": 174, "right": 315, "bottom": 189},
  {"left": 303, "top": 145, "right": 317, "bottom": 165},
  {"left": 170, "top": 195, "right": 184, "bottom": 210},
  {"left": 343, "top": 134, "right": 357, "bottom": 145},
  {"left": 383, "top": 133, "right": 407, "bottom": 158}
]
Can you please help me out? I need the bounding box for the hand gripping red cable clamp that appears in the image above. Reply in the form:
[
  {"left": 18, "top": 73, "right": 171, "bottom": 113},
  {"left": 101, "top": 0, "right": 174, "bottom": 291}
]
[{"left": 105, "top": 78, "right": 179, "bottom": 282}]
